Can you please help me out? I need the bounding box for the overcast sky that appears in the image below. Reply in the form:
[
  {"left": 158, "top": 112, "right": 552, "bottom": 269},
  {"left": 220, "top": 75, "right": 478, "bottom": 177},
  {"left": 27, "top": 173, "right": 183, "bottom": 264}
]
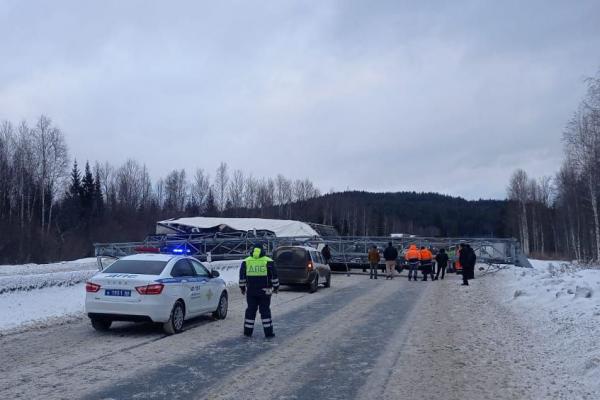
[{"left": 1, "top": 0, "right": 599, "bottom": 200}]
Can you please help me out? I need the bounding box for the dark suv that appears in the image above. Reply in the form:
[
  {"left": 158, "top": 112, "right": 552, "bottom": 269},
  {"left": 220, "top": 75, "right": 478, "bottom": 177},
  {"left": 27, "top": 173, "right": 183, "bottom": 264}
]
[{"left": 273, "top": 246, "right": 331, "bottom": 293}]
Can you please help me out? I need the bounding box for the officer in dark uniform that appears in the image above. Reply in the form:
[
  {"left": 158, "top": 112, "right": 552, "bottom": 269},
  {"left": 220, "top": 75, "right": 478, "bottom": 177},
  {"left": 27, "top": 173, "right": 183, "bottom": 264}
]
[{"left": 239, "top": 246, "right": 279, "bottom": 338}]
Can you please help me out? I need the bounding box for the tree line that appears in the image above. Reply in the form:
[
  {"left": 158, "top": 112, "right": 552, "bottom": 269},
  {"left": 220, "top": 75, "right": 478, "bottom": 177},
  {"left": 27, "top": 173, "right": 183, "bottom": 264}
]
[
  {"left": 507, "top": 71, "right": 600, "bottom": 261},
  {"left": 0, "top": 118, "right": 320, "bottom": 263},
  {"left": 1, "top": 117, "right": 510, "bottom": 265}
]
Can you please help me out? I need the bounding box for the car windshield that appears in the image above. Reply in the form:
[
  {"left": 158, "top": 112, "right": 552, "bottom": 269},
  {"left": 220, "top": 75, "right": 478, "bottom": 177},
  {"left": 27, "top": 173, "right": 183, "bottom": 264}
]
[
  {"left": 102, "top": 259, "right": 168, "bottom": 275},
  {"left": 274, "top": 248, "right": 307, "bottom": 265}
]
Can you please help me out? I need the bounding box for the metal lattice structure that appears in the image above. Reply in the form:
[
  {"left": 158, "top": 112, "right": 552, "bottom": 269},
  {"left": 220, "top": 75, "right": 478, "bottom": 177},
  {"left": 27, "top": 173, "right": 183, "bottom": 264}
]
[{"left": 94, "top": 234, "right": 530, "bottom": 268}]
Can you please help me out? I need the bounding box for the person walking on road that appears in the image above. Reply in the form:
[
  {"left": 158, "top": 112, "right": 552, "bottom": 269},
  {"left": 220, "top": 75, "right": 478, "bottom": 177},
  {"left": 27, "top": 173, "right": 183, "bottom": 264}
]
[
  {"left": 383, "top": 242, "right": 398, "bottom": 280},
  {"left": 321, "top": 244, "right": 332, "bottom": 265},
  {"left": 368, "top": 245, "right": 380, "bottom": 279},
  {"left": 404, "top": 244, "right": 421, "bottom": 281},
  {"left": 239, "top": 246, "right": 279, "bottom": 338},
  {"left": 419, "top": 246, "right": 434, "bottom": 281},
  {"left": 434, "top": 248, "right": 449, "bottom": 280}
]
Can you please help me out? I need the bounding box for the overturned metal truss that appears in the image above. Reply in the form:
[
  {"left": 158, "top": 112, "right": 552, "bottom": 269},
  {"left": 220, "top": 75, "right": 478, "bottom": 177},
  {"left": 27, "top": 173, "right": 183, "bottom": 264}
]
[{"left": 94, "top": 233, "right": 530, "bottom": 269}]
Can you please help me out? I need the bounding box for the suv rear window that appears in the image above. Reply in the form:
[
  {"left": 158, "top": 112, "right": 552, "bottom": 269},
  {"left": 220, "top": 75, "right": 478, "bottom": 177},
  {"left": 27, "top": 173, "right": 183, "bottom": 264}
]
[
  {"left": 103, "top": 260, "right": 168, "bottom": 275},
  {"left": 274, "top": 248, "right": 307, "bottom": 266}
]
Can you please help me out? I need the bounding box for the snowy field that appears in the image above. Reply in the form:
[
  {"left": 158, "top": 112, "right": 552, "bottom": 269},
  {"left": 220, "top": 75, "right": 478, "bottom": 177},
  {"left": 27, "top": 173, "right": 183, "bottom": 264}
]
[{"left": 0, "top": 257, "right": 243, "bottom": 333}]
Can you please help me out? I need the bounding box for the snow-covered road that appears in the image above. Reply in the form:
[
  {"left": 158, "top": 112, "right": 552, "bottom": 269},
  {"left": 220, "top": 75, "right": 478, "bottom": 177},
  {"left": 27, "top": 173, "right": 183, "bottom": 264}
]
[{"left": 1, "top": 265, "right": 598, "bottom": 399}]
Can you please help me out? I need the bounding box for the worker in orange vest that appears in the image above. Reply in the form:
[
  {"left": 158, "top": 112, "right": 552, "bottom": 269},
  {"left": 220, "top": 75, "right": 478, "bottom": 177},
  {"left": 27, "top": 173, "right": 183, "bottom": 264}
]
[
  {"left": 404, "top": 244, "right": 421, "bottom": 281},
  {"left": 419, "top": 246, "right": 434, "bottom": 281}
]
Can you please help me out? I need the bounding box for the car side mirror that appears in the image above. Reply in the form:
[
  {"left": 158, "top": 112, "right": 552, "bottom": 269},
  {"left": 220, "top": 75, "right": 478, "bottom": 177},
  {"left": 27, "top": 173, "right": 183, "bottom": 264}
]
[{"left": 211, "top": 270, "right": 220, "bottom": 278}]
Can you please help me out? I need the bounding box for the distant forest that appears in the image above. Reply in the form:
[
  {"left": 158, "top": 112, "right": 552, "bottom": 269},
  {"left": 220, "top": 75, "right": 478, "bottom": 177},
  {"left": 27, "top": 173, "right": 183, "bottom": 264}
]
[{"left": 1, "top": 116, "right": 507, "bottom": 264}]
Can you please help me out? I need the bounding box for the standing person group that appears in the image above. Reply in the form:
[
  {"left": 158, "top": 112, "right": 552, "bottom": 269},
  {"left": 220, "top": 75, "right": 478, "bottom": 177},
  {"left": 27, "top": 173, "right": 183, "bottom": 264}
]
[
  {"left": 362, "top": 242, "right": 476, "bottom": 285},
  {"left": 459, "top": 243, "right": 476, "bottom": 286}
]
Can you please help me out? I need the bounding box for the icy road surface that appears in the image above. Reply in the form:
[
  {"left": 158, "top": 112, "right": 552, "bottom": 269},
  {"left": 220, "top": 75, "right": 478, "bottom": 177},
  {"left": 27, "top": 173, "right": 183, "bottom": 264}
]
[{"left": 0, "top": 271, "right": 597, "bottom": 399}]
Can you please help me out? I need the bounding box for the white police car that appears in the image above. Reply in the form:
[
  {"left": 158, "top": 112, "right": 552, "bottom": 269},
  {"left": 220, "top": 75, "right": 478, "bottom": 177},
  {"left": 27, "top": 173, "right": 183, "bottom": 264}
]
[{"left": 85, "top": 253, "right": 228, "bottom": 334}]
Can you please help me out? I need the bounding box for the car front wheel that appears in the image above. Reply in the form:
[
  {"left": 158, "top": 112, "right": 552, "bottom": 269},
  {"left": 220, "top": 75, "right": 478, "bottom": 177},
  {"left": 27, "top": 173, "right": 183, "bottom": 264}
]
[{"left": 163, "top": 301, "right": 185, "bottom": 335}]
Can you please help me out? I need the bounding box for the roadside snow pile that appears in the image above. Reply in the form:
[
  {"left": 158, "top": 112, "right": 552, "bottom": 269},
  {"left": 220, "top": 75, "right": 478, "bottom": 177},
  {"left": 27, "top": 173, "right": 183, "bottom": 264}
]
[
  {"left": 493, "top": 259, "right": 600, "bottom": 390},
  {"left": 0, "top": 258, "right": 100, "bottom": 293},
  {"left": 0, "top": 270, "right": 97, "bottom": 294},
  {"left": 0, "top": 284, "right": 85, "bottom": 333},
  {"left": 497, "top": 259, "right": 600, "bottom": 313}
]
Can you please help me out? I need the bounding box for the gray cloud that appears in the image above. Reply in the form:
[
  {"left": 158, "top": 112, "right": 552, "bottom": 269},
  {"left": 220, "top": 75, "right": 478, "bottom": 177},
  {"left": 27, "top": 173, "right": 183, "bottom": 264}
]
[{"left": 1, "top": 0, "right": 599, "bottom": 199}]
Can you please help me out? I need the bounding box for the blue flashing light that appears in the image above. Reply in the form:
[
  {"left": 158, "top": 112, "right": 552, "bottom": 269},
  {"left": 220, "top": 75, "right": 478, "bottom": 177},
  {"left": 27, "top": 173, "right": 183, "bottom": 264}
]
[{"left": 171, "top": 248, "right": 191, "bottom": 254}]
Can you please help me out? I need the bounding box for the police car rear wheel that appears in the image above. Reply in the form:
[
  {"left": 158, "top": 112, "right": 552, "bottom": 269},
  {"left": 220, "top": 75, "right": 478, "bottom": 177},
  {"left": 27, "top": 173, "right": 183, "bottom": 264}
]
[
  {"left": 212, "top": 292, "right": 228, "bottom": 320},
  {"left": 164, "top": 301, "right": 185, "bottom": 335},
  {"left": 91, "top": 318, "right": 112, "bottom": 331}
]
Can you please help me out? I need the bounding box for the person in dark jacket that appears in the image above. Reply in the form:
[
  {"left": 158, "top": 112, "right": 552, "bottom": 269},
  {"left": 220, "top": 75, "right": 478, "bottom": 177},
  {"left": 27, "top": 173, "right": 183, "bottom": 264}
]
[
  {"left": 434, "top": 248, "right": 449, "bottom": 280},
  {"left": 321, "top": 245, "right": 332, "bottom": 265},
  {"left": 459, "top": 244, "right": 476, "bottom": 285},
  {"left": 466, "top": 244, "right": 476, "bottom": 280},
  {"left": 383, "top": 242, "right": 399, "bottom": 280},
  {"left": 239, "top": 246, "right": 279, "bottom": 337}
]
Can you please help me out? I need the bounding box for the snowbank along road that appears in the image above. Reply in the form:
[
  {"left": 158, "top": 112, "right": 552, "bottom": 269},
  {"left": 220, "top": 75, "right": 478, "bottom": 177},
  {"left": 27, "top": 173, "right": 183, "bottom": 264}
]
[{"left": 1, "top": 269, "right": 598, "bottom": 399}]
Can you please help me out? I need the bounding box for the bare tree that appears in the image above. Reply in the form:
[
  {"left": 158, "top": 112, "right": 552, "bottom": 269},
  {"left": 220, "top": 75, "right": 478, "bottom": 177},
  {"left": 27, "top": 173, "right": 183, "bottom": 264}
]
[
  {"left": 95, "top": 161, "right": 115, "bottom": 209},
  {"left": 115, "top": 159, "right": 146, "bottom": 211},
  {"left": 164, "top": 169, "right": 187, "bottom": 212},
  {"left": 563, "top": 85, "right": 600, "bottom": 260},
  {"left": 507, "top": 169, "right": 530, "bottom": 254},
  {"left": 32, "top": 115, "right": 68, "bottom": 234},
  {"left": 228, "top": 169, "right": 245, "bottom": 212},
  {"left": 214, "top": 162, "right": 229, "bottom": 213},
  {"left": 191, "top": 168, "right": 210, "bottom": 214}
]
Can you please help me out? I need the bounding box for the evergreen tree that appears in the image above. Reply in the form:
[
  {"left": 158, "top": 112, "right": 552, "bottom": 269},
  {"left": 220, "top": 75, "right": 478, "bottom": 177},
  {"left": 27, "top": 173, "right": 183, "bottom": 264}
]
[
  {"left": 81, "top": 161, "right": 95, "bottom": 213},
  {"left": 68, "top": 160, "right": 82, "bottom": 200},
  {"left": 204, "top": 188, "right": 218, "bottom": 216},
  {"left": 93, "top": 170, "right": 104, "bottom": 217}
]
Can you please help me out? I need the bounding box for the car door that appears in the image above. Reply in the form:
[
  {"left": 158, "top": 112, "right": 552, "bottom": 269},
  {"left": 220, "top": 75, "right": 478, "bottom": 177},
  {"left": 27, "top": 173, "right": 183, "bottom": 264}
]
[
  {"left": 311, "top": 251, "right": 325, "bottom": 280},
  {"left": 189, "top": 258, "right": 217, "bottom": 312},
  {"left": 171, "top": 259, "right": 201, "bottom": 315}
]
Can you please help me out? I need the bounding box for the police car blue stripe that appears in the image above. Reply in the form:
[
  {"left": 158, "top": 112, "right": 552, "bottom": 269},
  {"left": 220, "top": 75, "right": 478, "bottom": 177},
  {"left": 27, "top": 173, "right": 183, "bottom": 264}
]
[{"left": 155, "top": 277, "right": 210, "bottom": 284}]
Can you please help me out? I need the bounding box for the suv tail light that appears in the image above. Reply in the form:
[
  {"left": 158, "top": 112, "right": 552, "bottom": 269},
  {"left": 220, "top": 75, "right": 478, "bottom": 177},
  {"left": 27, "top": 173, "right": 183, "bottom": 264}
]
[
  {"left": 86, "top": 282, "right": 101, "bottom": 293},
  {"left": 307, "top": 262, "right": 314, "bottom": 271},
  {"left": 136, "top": 283, "right": 164, "bottom": 295}
]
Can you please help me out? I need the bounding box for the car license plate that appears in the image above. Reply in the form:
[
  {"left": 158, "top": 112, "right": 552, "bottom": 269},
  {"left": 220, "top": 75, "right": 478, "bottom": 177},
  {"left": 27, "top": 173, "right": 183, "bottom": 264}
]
[{"left": 105, "top": 289, "right": 131, "bottom": 297}]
